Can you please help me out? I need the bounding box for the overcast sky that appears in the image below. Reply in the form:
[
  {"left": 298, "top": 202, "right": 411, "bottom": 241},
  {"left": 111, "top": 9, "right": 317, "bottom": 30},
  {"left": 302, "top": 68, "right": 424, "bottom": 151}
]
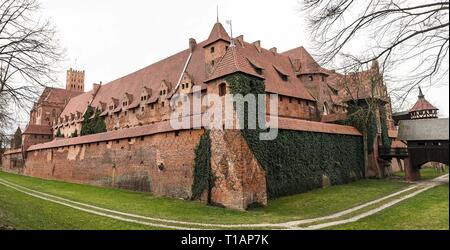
[{"left": 37, "top": 0, "right": 448, "bottom": 121}]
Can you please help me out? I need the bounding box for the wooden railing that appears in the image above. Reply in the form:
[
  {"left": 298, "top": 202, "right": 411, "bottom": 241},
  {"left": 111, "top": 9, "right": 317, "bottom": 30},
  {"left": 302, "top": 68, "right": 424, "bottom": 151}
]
[{"left": 379, "top": 147, "right": 409, "bottom": 159}]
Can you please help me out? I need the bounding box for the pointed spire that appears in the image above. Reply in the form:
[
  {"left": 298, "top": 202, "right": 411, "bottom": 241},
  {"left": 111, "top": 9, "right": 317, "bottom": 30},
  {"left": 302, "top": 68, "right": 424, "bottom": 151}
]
[
  {"left": 203, "top": 22, "right": 231, "bottom": 47},
  {"left": 418, "top": 86, "right": 425, "bottom": 99},
  {"left": 216, "top": 5, "right": 219, "bottom": 23}
]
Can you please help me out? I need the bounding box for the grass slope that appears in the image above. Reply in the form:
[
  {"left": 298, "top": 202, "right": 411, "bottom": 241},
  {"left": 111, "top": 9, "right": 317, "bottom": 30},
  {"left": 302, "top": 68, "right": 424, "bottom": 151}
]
[
  {"left": 0, "top": 171, "right": 409, "bottom": 227},
  {"left": 394, "top": 167, "right": 449, "bottom": 180},
  {"left": 0, "top": 184, "right": 159, "bottom": 230},
  {"left": 330, "top": 184, "right": 449, "bottom": 230}
]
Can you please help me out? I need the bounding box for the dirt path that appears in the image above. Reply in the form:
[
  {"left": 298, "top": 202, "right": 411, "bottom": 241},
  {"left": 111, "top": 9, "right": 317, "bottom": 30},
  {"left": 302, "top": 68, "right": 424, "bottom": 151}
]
[{"left": 0, "top": 175, "right": 447, "bottom": 230}]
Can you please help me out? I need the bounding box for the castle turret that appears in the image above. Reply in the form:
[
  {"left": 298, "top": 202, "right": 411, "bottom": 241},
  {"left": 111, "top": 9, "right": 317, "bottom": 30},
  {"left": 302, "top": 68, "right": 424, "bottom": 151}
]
[
  {"left": 66, "top": 68, "right": 85, "bottom": 92},
  {"left": 409, "top": 87, "right": 438, "bottom": 120},
  {"left": 203, "top": 22, "right": 231, "bottom": 75}
]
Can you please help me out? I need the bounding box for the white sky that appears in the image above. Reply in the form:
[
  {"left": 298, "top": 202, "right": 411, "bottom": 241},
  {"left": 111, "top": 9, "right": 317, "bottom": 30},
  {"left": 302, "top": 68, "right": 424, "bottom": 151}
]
[{"left": 36, "top": 0, "right": 448, "bottom": 120}]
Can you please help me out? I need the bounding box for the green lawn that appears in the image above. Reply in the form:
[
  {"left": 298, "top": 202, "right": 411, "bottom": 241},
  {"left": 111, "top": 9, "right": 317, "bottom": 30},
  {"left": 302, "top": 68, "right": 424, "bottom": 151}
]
[
  {"left": 0, "top": 171, "right": 411, "bottom": 230},
  {"left": 330, "top": 184, "right": 449, "bottom": 230},
  {"left": 0, "top": 184, "right": 159, "bottom": 230},
  {"left": 394, "top": 166, "right": 448, "bottom": 180}
]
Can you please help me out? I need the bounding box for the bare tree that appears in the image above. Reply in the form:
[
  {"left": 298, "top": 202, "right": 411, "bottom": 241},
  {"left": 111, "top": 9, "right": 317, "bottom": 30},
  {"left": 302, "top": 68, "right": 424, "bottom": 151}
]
[
  {"left": 303, "top": 0, "right": 449, "bottom": 110},
  {"left": 0, "top": 93, "right": 12, "bottom": 143},
  {"left": 0, "top": 0, "right": 62, "bottom": 141}
]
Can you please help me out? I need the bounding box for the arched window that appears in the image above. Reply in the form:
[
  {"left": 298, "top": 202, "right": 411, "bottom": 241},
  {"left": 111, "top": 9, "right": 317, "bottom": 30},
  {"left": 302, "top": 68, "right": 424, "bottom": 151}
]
[{"left": 219, "top": 83, "right": 227, "bottom": 97}]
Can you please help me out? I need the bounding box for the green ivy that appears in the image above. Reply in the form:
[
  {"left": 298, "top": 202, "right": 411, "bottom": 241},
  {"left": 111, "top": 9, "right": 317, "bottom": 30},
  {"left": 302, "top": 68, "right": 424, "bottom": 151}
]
[
  {"left": 81, "top": 106, "right": 107, "bottom": 136},
  {"left": 55, "top": 128, "right": 63, "bottom": 138},
  {"left": 226, "top": 73, "right": 364, "bottom": 198},
  {"left": 191, "top": 131, "right": 212, "bottom": 200},
  {"left": 71, "top": 129, "right": 78, "bottom": 138},
  {"left": 379, "top": 106, "right": 392, "bottom": 149},
  {"left": 345, "top": 102, "right": 377, "bottom": 154}
]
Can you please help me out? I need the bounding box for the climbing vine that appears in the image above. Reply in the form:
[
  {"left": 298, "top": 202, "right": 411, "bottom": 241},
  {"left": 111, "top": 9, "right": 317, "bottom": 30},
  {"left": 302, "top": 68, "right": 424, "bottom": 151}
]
[
  {"left": 191, "top": 131, "right": 212, "bottom": 200},
  {"left": 80, "top": 106, "right": 107, "bottom": 136},
  {"left": 226, "top": 73, "right": 364, "bottom": 198},
  {"left": 345, "top": 102, "right": 378, "bottom": 153},
  {"left": 379, "top": 105, "right": 392, "bottom": 149}
]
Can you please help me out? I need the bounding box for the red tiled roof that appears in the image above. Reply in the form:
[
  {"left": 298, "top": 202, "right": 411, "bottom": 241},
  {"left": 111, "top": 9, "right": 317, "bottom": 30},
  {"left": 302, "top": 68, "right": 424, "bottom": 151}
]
[
  {"left": 32, "top": 87, "right": 82, "bottom": 112},
  {"left": 23, "top": 124, "right": 53, "bottom": 135},
  {"left": 60, "top": 49, "right": 192, "bottom": 118},
  {"left": 272, "top": 116, "right": 361, "bottom": 136},
  {"left": 281, "top": 46, "right": 329, "bottom": 75},
  {"left": 203, "top": 22, "right": 231, "bottom": 47},
  {"left": 206, "top": 45, "right": 264, "bottom": 82},
  {"left": 410, "top": 98, "right": 438, "bottom": 112},
  {"left": 28, "top": 115, "right": 361, "bottom": 152},
  {"left": 2, "top": 148, "right": 22, "bottom": 155},
  {"left": 28, "top": 119, "right": 180, "bottom": 151},
  {"left": 388, "top": 130, "right": 398, "bottom": 138},
  {"left": 227, "top": 41, "right": 316, "bottom": 101},
  {"left": 320, "top": 113, "right": 348, "bottom": 123},
  {"left": 59, "top": 25, "right": 319, "bottom": 122},
  {"left": 392, "top": 139, "right": 407, "bottom": 148}
]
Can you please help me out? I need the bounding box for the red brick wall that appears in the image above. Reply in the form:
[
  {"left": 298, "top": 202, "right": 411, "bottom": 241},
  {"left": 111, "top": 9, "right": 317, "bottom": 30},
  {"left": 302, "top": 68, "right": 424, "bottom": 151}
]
[
  {"left": 1, "top": 151, "right": 25, "bottom": 174},
  {"left": 24, "top": 129, "right": 204, "bottom": 199},
  {"left": 22, "top": 134, "right": 53, "bottom": 151},
  {"left": 209, "top": 130, "right": 267, "bottom": 210}
]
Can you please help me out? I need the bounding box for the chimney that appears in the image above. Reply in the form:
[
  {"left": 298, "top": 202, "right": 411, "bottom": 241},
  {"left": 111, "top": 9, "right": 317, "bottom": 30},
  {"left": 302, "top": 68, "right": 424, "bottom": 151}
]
[
  {"left": 189, "top": 38, "right": 197, "bottom": 52},
  {"left": 236, "top": 35, "right": 244, "bottom": 47},
  {"left": 253, "top": 40, "right": 261, "bottom": 53},
  {"left": 270, "top": 47, "right": 277, "bottom": 54}
]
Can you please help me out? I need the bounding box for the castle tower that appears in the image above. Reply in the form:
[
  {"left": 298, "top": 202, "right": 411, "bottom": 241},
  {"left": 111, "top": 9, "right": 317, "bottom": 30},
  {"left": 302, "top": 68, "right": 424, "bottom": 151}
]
[
  {"left": 409, "top": 87, "right": 439, "bottom": 120},
  {"left": 66, "top": 68, "right": 85, "bottom": 92},
  {"left": 203, "top": 22, "right": 231, "bottom": 75}
]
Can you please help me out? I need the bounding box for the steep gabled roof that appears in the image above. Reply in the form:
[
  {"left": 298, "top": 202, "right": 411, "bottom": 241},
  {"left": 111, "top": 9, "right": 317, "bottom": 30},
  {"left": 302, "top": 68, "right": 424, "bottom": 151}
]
[
  {"left": 410, "top": 88, "right": 438, "bottom": 112},
  {"left": 60, "top": 49, "right": 192, "bottom": 118},
  {"left": 236, "top": 41, "right": 316, "bottom": 101},
  {"left": 203, "top": 22, "right": 231, "bottom": 47},
  {"left": 23, "top": 124, "right": 53, "bottom": 135},
  {"left": 281, "top": 46, "right": 328, "bottom": 75},
  {"left": 206, "top": 45, "right": 264, "bottom": 82}
]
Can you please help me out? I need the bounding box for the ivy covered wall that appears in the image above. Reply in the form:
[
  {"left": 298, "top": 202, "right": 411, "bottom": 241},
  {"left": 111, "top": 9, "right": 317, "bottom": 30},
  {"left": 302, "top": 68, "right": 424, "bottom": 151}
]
[
  {"left": 191, "top": 131, "right": 212, "bottom": 200},
  {"left": 226, "top": 73, "right": 364, "bottom": 199}
]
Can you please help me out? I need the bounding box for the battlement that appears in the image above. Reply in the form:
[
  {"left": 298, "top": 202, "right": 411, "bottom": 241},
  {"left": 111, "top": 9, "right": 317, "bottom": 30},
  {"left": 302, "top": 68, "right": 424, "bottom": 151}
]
[{"left": 66, "top": 68, "right": 85, "bottom": 92}]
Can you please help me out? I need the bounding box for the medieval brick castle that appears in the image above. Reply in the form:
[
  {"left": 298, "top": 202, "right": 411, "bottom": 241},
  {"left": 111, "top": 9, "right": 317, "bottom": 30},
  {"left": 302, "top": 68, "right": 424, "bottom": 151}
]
[{"left": 2, "top": 21, "right": 407, "bottom": 210}]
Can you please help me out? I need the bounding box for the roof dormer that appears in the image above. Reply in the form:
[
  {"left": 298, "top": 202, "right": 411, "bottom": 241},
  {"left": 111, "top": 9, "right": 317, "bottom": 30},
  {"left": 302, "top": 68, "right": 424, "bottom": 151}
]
[
  {"left": 273, "top": 65, "right": 289, "bottom": 82},
  {"left": 141, "top": 87, "right": 152, "bottom": 102},
  {"left": 122, "top": 93, "right": 133, "bottom": 108}
]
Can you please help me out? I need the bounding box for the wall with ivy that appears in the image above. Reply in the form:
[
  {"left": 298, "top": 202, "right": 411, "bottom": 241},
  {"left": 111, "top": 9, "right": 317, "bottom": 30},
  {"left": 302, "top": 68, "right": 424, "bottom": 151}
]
[
  {"left": 379, "top": 105, "right": 392, "bottom": 149},
  {"left": 191, "top": 131, "right": 212, "bottom": 200},
  {"left": 226, "top": 73, "right": 364, "bottom": 198}
]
